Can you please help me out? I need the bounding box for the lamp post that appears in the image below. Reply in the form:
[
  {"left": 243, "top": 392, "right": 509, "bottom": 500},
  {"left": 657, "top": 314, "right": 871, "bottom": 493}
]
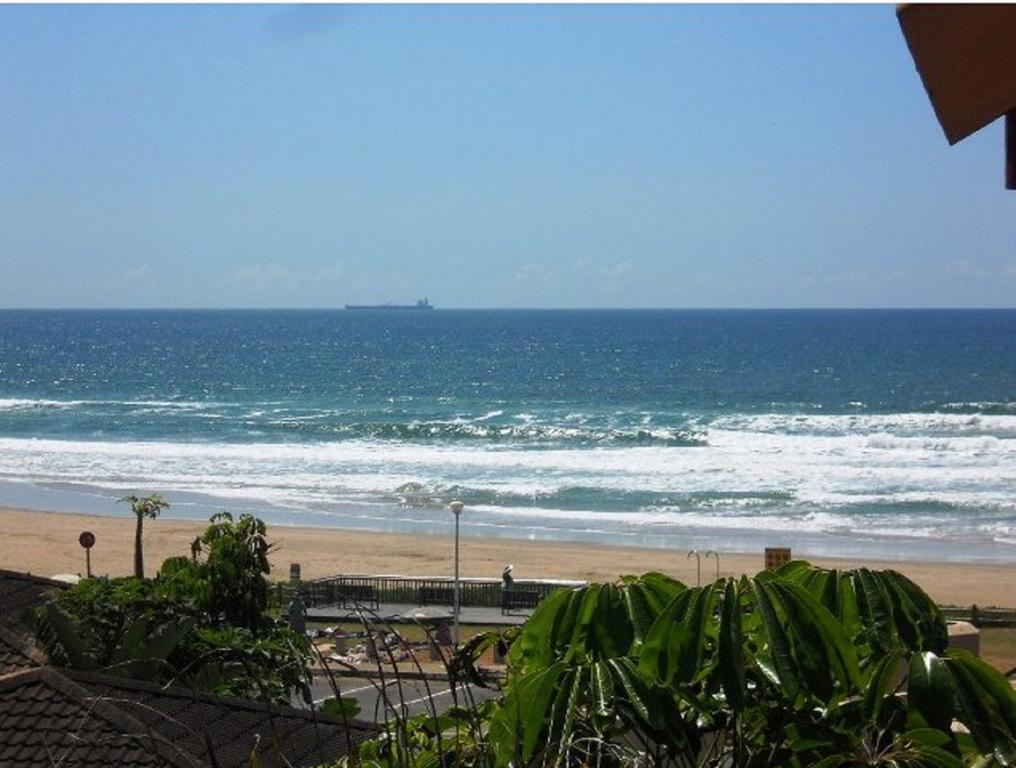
[
  {"left": 450, "top": 500, "right": 464, "bottom": 647},
  {"left": 687, "top": 549, "right": 701, "bottom": 587},
  {"left": 705, "top": 550, "right": 720, "bottom": 581}
]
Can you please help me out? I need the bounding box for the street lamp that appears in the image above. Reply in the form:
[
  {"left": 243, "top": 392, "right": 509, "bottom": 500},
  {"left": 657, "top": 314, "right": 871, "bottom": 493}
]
[
  {"left": 687, "top": 549, "right": 701, "bottom": 587},
  {"left": 705, "top": 550, "right": 720, "bottom": 581},
  {"left": 450, "top": 500, "right": 464, "bottom": 646}
]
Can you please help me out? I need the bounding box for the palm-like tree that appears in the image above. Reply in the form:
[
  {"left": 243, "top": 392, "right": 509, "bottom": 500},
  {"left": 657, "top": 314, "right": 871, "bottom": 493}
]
[{"left": 119, "top": 494, "right": 170, "bottom": 578}]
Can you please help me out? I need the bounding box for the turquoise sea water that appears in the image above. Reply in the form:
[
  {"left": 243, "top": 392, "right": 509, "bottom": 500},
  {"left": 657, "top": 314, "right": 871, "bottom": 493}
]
[{"left": 0, "top": 309, "right": 1014, "bottom": 562}]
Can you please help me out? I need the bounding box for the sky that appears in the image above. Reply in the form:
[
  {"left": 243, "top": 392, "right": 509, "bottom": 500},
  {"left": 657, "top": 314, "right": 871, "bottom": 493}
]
[{"left": 1, "top": 4, "right": 1014, "bottom": 309}]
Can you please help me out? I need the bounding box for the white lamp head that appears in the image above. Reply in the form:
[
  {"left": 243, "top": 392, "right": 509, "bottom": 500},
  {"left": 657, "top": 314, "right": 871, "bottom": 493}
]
[{"left": 450, "top": 500, "right": 464, "bottom": 515}]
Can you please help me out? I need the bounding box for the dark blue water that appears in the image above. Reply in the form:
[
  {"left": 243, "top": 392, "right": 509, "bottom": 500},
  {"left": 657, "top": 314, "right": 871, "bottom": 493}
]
[{"left": 0, "top": 309, "right": 1014, "bottom": 561}]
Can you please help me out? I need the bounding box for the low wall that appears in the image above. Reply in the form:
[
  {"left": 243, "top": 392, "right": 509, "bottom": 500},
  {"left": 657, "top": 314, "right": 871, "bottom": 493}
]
[{"left": 947, "top": 620, "right": 980, "bottom": 656}]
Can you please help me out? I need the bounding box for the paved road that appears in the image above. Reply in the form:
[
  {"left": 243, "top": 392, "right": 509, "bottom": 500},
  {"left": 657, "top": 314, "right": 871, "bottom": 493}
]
[{"left": 305, "top": 675, "right": 500, "bottom": 723}]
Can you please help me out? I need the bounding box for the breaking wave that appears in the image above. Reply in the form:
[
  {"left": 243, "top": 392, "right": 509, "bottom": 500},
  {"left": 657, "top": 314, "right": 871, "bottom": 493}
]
[{"left": 0, "top": 400, "right": 1013, "bottom": 561}]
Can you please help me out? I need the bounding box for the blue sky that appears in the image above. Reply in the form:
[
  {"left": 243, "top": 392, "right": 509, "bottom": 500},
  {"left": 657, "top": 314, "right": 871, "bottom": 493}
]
[{"left": 1, "top": 4, "right": 1013, "bottom": 309}]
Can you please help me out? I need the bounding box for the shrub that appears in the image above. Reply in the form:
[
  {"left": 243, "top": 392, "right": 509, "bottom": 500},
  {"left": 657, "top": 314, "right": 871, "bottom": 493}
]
[
  {"left": 348, "top": 563, "right": 1016, "bottom": 768},
  {"left": 35, "top": 511, "right": 311, "bottom": 705}
]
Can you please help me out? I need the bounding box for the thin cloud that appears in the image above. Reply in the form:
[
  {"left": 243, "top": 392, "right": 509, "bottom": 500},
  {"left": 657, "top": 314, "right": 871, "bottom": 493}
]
[{"left": 265, "top": 5, "right": 357, "bottom": 42}]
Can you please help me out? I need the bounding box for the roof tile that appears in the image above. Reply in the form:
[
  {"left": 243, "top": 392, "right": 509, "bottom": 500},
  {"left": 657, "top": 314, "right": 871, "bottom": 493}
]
[
  {"left": 0, "top": 667, "right": 374, "bottom": 768},
  {"left": 0, "top": 570, "right": 67, "bottom": 631}
]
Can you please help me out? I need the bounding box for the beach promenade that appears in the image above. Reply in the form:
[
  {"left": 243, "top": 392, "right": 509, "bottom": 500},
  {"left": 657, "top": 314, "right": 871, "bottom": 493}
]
[{"left": 2, "top": 505, "right": 1014, "bottom": 610}]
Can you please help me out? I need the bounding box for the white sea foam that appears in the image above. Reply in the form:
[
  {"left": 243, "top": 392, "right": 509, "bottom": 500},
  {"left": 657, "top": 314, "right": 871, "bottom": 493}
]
[
  {"left": 710, "top": 412, "right": 1016, "bottom": 438},
  {"left": 119, "top": 400, "right": 227, "bottom": 410},
  {"left": 938, "top": 401, "right": 1016, "bottom": 414},
  {"left": 472, "top": 410, "right": 504, "bottom": 422},
  {"left": 0, "top": 397, "right": 230, "bottom": 413},
  {"left": 0, "top": 398, "right": 91, "bottom": 411},
  {"left": 0, "top": 407, "right": 1014, "bottom": 555}
]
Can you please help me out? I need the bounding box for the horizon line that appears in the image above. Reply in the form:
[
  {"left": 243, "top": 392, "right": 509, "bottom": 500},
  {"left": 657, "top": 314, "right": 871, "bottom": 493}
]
[{"left": 1, "top": 306, "right": 1016, "bottom": 312}]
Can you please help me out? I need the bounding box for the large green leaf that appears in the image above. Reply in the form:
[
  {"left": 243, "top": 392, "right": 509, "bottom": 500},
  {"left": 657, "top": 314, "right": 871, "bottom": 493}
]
[
  {"left": 42, "top": 603, "right": 97, "bottom": 671},
  {"left": 108, "top": 615, "right": 194, "bottom": 681},
  {"left": 902, "top": 727, "right": 968, "bottom": 768},
  {"left": 807, "top": 568, "right": 862, "bottom": 642},
  {"left": 587, "top": 583, "right": 635, "bottom": 661},
  {"left": 497, "top": 575, "right": 692, "bottom": 764},
  {"left": 639, "top": 584, "right": 717, "bottom": 686},
  {"left": 490, "top": 662, "right": 567, "bottom": 765},
  {"left": 619, "top": 572, "right": 685, "bottom": 651},
  {"left": 945, "top": 650, "right": 1016, "bottom": 765},
  {"left": 561, "top": 583, "right": 603, "bottom": 663},
  {"left": 908, "top": 652, "right": 954, "bottom": 732},
  {"left": 862, "top": 650, "right": 905, "bottom": 726},
  {"left": 751, "top": 577, "right": 803, "bottom": 699},
  {"left": 895, "top": 742, "right": 967, "bottom": 768},
  {"left": 511, "top": 577, "right": 676, "bottom": 672},
  {"left": 507, "top": 587, "right": 573, "bottom": 671},
  {"left": 775, "top": 563, "right": 946, "bottom": 658},
  {"left": 774, "top": 560, "right": 817, "bottom": 582},
  {"left": 836, "top": 570, "right": 862, "bottom": 643},
  {"left": 947, "top": 651, "right": 1016, "bottom": 734},
  {"left": 883, "top": 571, "right": 948, "bottom": 654},
  {"left": 895, "top": 572, "right": 948, "bottom": 648},
  {"left": 589, "top": 660, "right": 615, "bottom": 720},
  {"left": 448, "top": 626, "right": 519, "bottom": 688},
  {"left": 607, "top": 656, "right": 653, "bottom": 727},
  {"left": 607, "top": 656, "right": 694, "bottom": 756},
  {"left": 768, "top": 579, "right": 860, "bottom": 698},
  {"left": 545, "top": 667, "right": 583, "bottom": 761},
  {"left": 717, "top": 578, "right": 746, "bottom": 712},
  {"left": 856, "top": 568, "right": 904, "bottom": 655}
]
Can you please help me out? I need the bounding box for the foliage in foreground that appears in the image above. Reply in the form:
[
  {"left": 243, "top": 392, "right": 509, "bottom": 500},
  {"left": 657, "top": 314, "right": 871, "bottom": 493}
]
[
  {"left": 35, "top": 511, "right": 311, "bottom": 704},
  {"left": 348, "top": 562, "right": 1016, "bottom": 768}
]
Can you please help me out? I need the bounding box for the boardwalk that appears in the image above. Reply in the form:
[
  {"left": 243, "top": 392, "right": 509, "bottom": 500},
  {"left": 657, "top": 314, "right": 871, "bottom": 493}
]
[{"left": 307, "top": 602, "right": 533, "bottom": 626}]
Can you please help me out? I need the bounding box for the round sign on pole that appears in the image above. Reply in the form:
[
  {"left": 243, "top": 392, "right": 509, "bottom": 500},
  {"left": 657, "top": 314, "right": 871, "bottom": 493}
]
[{"left": 79, "top": 531, "right": 95, "bottom": 579}]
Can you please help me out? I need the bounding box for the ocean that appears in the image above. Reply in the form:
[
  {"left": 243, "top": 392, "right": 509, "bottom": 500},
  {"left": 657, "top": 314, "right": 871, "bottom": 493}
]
[{"left": 0, "top": 309, "right": 1013, "bottom": 563}]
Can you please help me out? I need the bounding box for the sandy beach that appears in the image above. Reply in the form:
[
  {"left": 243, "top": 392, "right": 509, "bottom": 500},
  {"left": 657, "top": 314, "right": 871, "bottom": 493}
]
[{"left": 1, "top": 505, "right": 1013, "bottom": 609}]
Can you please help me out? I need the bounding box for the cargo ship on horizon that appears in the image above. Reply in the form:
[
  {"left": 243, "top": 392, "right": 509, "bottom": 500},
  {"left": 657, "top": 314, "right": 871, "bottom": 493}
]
[{"left": 345, "top": 298, "right": 434, "bottom": 310}]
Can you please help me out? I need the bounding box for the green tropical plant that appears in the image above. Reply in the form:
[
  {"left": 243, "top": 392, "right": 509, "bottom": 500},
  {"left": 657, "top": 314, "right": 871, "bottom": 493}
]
[
  {"left": 119, "top": 493, "right": 170, "bottom": 578},
  {"left": 348, "top": 562, "right": 1016, "bottom": 768},
  {"left": 193, "top": 512, "right": 273, "bottom": 634},
  {"left": 182, "top": 623, "right": 311, "bottom": 702},
  {"left": 36, "top": 598, "right": 194, "bottom": 681},
  {"left": 35, "top": 510, "right": 311, "bottom": 705}
]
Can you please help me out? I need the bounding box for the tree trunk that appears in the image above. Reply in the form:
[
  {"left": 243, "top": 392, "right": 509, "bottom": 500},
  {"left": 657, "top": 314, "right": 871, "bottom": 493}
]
[{"left": 134, "top": 514, "right": 144, "bottom": 578}]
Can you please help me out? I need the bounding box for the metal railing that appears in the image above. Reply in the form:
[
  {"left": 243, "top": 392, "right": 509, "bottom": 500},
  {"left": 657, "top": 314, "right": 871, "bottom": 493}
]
[
  {"left": 291, "top": 573, "right": 586, "bottom": 610},
  {"left": 941, "top": 606, "right": 1016, "bottom": 628}
]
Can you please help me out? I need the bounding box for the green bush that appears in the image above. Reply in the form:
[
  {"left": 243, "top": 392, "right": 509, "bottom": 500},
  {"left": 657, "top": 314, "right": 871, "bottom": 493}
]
[
  {"left": 35, "top": 511, "right": 311, "bottom": 705},
  {"left": 349, "top": 563, "right": 1016, "bottom": 768}
]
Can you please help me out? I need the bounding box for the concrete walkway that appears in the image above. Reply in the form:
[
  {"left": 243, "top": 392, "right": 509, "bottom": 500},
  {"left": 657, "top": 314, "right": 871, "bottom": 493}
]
[{"left": 307, "top": 602, "right": 532, "bottom": 626}]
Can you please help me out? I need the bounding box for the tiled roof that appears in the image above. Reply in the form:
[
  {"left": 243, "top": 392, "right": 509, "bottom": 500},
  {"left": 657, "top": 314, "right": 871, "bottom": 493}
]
[
  {"left": 0, "top": 569, "right": 67, "bottom": 630},
  {"left": 70, "top": 670, "right": 374, "bottom": 768},
  {"left": 0, "top": 668, "right": 198, "bottom": 768},
  {"left": 0, "top": 667, "right": 374, "bottom": 768},
  {"left": 0, "top": 571, "right": 373, "bottom": 766},
  {"left": 0, "top": 626, "right": 43, "bottom": 676}
]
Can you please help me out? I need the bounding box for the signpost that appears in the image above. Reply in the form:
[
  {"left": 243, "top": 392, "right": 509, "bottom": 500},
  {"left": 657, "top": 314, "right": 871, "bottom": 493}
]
[{"left": 78, "top": 531, "right": 95, "bottom": 578}]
